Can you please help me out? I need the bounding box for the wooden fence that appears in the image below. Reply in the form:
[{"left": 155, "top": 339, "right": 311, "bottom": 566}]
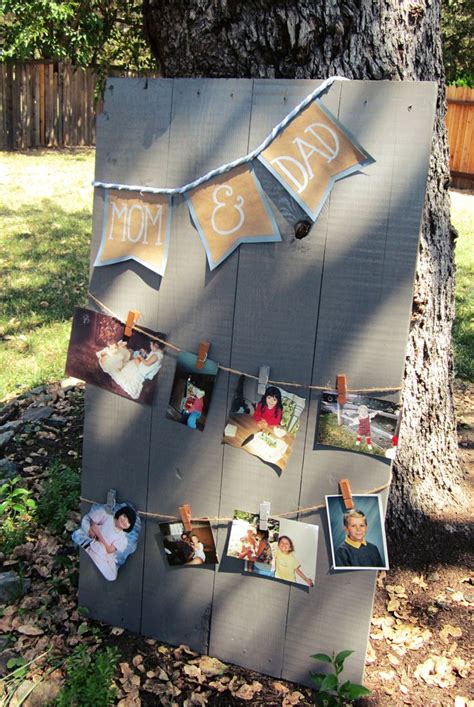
[
  {"left": 446, "top": 86, "right": 474, "bottom": 188},
  {"left": 0, "top": 61, "right": 159, "bottom": 150}
]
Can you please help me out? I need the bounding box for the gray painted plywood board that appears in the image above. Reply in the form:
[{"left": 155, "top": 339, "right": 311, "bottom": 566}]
[{"left": 79, "top": 78, "right": 437, "bottom": 685}]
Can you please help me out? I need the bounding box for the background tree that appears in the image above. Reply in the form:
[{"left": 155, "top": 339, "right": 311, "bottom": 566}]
[
  {"left": 142, "top": 0, "right": 464, "bottom": 534},
  {"left": 0, "top": 0, "right": 155, "bottom": 77},
  {"left": 441, "top": 0, "right": 474, "bottom": 85}
]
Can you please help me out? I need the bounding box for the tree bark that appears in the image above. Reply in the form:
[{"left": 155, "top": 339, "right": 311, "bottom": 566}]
[{"left": 143, "top": 0, "right": 464, "bottom": 532}]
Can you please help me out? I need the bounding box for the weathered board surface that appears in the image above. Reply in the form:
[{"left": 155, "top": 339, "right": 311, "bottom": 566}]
[{"left": 80, "top": 78, "right": 436, "bottom": 686}]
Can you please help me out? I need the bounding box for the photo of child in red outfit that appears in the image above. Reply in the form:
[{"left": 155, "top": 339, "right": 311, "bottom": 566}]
[
  {"left": 166, "top": 350, "right": 218, "bottom": 432},
  {"left": 223, "top": 378, "right": 306, "bottom": 472}
]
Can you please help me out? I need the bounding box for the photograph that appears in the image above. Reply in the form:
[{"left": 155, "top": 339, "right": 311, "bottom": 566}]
[
  {"left": 326, "top": 494, "right": 389, "bottom": 571},
  {"left": 72, "top": 502, "right": 141, "bottom": 582},
  {"left": 316, "top": 392, "right": 400, "bottom": 459},
  {"left": 158, "top": 520, "right": 218, "bottom": 566},
  {"left": 223, "top": 375, "right": 306, "bottom": 472},
  {"left": 227, "top": 509, "right": 279, "bottom": 563},
  {"left": 166, "top": 351, "right": 218, "bottom": 431},
  {"left": 65, "top": 306, "right": 166, "bottom": 405},
  {"left": 246, "top": 516, "right": 318, "bottom": 587}
]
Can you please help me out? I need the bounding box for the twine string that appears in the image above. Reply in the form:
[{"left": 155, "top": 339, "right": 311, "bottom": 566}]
[
  {"left": 91, "top": 77, "right": 347, "bottom": 195},
  {"left": 88, "top": 291, "right": 402, "bottom": 394},
  {"left": 79, "top": 473, "right": 392, "bottom": 526}
]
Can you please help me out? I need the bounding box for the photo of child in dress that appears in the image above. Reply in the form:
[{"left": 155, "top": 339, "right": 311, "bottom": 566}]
[
  {"left": 326, "top": 494, "right": 389, "bottom": 571},
  {"left": 65, "top": 306, "right": 166, "bottom": 405},
  {"left": 158, "top": 520, "right": 218, "bottom": 566},
  {"left": 72, "top": 502, "right": 141, "bottom": 581},
  {"left": 317, "top": 392, "right": 400, "bottom": 459},
  {"left": 223, "top": 376, "right": 306, "bottom": 472},
  {"left": 227, "top": 510, "right": 279, "bottom": 563},
  {"left": 166, "top": 351, "right": 218, "bottom": 432},
  {"left": 246, "top": 516, "right": 318, "bottom": 587}
]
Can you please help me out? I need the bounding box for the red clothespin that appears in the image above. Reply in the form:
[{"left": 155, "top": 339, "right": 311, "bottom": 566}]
[
  {"left": 179, "top": 504, "right": 193, "bottom": 532},
  {"left": 257, "top": 366, "right": 270, "bottom": 395},
  {"left": 339, "top": 479, "right": 354, "bottom": 510},
  {"left": 336, "top": 374, "right": 347, "bottom": 406},
  {"left": 196, "top": 341, "right": 210, "bottom": 369},
  {"left": 124, "top": 310, "right": 140, "bottom": 337}
]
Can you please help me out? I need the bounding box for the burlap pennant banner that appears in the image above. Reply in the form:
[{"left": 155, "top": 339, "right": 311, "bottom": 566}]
[
  {"left": 94, "top": 189, "right": 172, "bottom": 276},
  {"left": 258, "top": 100, "right": 373, "bottom": 220},
  {"left": 185, "top": 164, "right": 281, "bottom": 270}
]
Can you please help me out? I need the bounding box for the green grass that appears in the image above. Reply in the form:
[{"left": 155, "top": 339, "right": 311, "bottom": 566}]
[
  {"left": 451, "top": 190, "right": 474, "bottom": 381},
  {"left": 0, "top": 150, "right": 94, "bottom": 398},
  {"left": 0, "top": 151, "right": 472, "bottom": 397}
]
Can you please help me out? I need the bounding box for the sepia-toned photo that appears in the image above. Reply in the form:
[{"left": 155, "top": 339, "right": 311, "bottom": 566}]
[
  {"left": 317, "top": 392, "right": 400, "bottom": 459},
  {"left": 166, "top": 351, "right": 218, "bottom": 431},
  {"left": 72, "top": 502, "right": 141, "bottom": 581},
  {"left": 326, "top": 494, "right": 389, "bottom": 571},
  {"left": 158, "top": 520, "right": 218, "bottom": 566},
  {"left": 223, "top": 376, "right": 306, "bottom": 471},
  {"left": 65, "top": 306, "right": 166, "bottom": 405}
]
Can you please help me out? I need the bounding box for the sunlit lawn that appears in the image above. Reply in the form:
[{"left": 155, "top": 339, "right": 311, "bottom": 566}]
[
  {"left": 0, "top": 150, "right": 94, "bottom": 398},
  {"left": 0, "top": 150, "right": 472, "bottom": 400}
]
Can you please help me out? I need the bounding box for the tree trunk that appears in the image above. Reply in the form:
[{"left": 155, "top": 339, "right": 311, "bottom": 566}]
[{"left": 143, "top": 0, "right": 464, "bottom": 533}]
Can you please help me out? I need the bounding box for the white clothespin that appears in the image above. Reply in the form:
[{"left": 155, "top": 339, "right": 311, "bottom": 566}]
[
  {"left": 257, "top": 366, "right": 270, "bottom": 395},
  {"left": 259, "top": 501, "right": 271, "bottom": 530}
]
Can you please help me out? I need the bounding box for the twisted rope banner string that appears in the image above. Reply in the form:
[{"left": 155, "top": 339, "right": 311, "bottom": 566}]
[
  {"left": 79, "top": 472, "right": 392, "bottom": 526},
  {"left": 88, "top": 291, "right": 402, "bottom": 394},
  {"left": 92, "top": 76, "right": 347, "bottom": 196}
]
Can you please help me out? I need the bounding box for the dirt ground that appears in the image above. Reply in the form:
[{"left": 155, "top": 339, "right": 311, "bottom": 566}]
[{"left": 0, "top": 381, "right": 472, "bottom": 706}]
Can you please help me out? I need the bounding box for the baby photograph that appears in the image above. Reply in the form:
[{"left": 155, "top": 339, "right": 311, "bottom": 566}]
[
  {"left": 158, "top": 520, "right": 218, "bottom": 566},
  {"left": 223, "top": 375, "right": 306, "bottom": 472},
  {"left": 316, "top": 392, "right": 400, "bottom": 459},
  {"left": 166, "top": 351, "right": 218, "bottom": 432},
  {"left": 246, "top": 516, "right": 318, "bottom": 587},
  {"left": 326, "top": 494, "right": 389, "bottom": 571},
  {"left": 65, "top": 306, "right": 166, "bottom": 405},
  {"left": 72, "top": 502, "right": 141, "bottom": 582},
  {"left": 227, "top": 509, "right": 279, "bottom": 563}
]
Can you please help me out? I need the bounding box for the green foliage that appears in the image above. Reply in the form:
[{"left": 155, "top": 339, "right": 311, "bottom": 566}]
[
  {"left": 310, "top": 650, "right": 370, "bottom": 706},
  {"left": 0, "top": 477, "right": 36, "bottom": 553},
  {"left": 441, "top": 0, "right": 474, "bottom": 85},
  {"left": 0, "top": 1, "right": 156, "bottom": 79},
  {"left": 37, "top": 462, "right": 80, "bottom": 534},
  {"left": 56, "top": 644, "right": 119, "bottom": 707},
  {"left": 452, "top": 193, "right": 474, "bottom": 381}
]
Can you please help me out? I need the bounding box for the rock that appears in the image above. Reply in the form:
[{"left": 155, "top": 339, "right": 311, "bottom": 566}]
[
  {"left": 61, "top": 376, "right": 82, "bottom": 390},
  {"left": 0, "top": 650, "right": 17, "bottom": 677},
  {"left": 44, "top": 416, "right": 67, "bottom": 428},
  {"left": 0, "top": 459, "right": 19, "bottom": 479},
  {"left": 30, "top": 386, "right": 45, "bottom": 395},
  {"left": 0, "top": 571, "right": 31, "bottom": 602},
  {"left": 0, "top": 431, "right": 14, "bottom": 450},
  {"left": 0, "top": 401, "right": 19, "bottom": 426},
  {"left": 0, "top": 420, "right": 23, "bottom": 433},
  {"left": 21, "top": 406, "right": 54, "bottom": 423}
]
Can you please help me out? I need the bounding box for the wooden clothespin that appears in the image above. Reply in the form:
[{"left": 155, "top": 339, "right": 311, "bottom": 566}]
[
  {"left": 339, "top": 479, "right": 354, "bottom": 510},
  {"left": 196, "top": 341, "right": 210, "bottom": 369},
  {"left": 179, "top": 504, "right": 193, "bottom": 532},
  {"left": 336, "top": 374, "right": 347, "bottom": 406},
  {"left": 259, "top": 501, "right": 271, "bottom": 530},
  {"left": 106, "top": 489, "right": 117, "bottom": 514},
  {"left": 257, "top": 366, "right": 270, "bottom": 395},
  {"left": 124, "top": 310, "right": 140, "bottom": 337}
]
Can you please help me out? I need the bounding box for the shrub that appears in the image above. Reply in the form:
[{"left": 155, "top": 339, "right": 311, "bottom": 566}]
[
  {"left": 37, "top": 462, "right": 80, "bottom": 534},
  {"left": 0, "top": 477, "right": 36, "bottom": 554},
  {"left": 56, "top": 644, "right": 119, "bottom": 707}
]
